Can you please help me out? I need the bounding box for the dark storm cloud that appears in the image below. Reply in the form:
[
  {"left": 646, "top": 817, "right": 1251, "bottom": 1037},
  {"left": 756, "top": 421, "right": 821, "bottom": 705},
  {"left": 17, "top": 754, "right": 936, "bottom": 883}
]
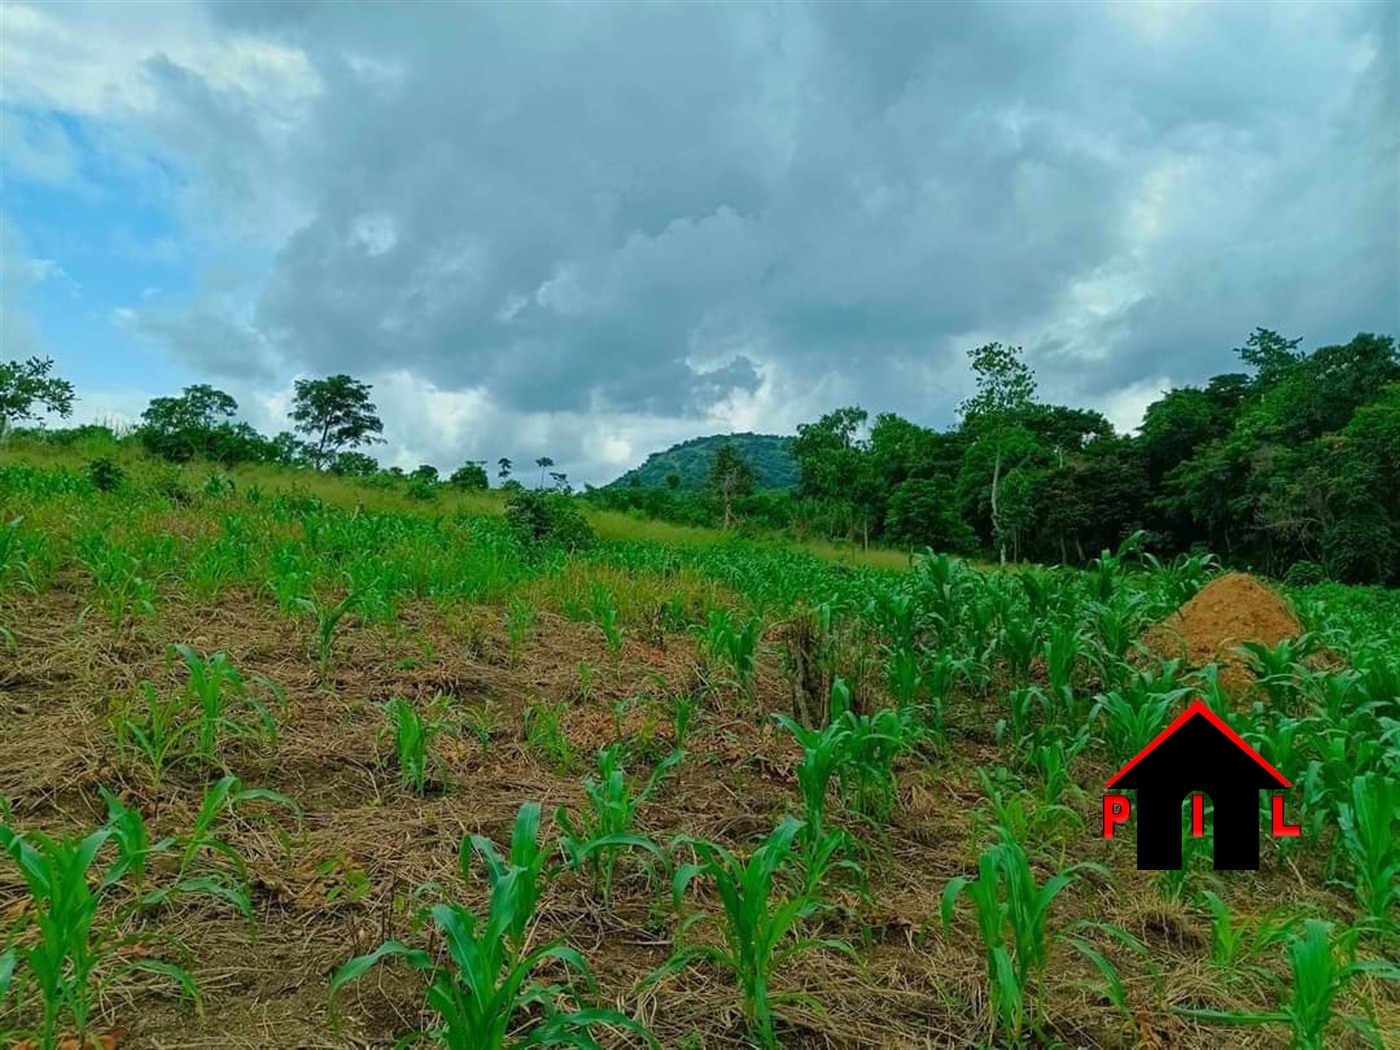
[{"left": 170, "top": 1, "right": 1400, "bottom": 425}]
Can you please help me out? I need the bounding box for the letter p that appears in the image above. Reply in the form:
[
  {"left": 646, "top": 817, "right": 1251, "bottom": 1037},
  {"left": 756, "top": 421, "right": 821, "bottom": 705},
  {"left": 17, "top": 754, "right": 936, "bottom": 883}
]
[{"left": 1103, "top": 794, "right": 1131, "bottom": 838}]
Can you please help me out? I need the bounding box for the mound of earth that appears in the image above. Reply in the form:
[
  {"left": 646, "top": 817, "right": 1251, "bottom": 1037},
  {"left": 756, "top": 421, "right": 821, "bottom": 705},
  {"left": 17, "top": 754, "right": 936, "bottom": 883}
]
[{"left": 1142, "top": 572, "right": 1303, "bottom": 691}]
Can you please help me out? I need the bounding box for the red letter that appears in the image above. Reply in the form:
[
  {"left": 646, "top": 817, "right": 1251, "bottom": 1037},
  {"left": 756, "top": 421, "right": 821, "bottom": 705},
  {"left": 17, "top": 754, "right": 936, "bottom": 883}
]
[
  {"left": 1191, "top": 793, "right": 1205, "bottom": 837},
  {"left": 1272, "top": 795, "right": 1300, "bottom": 837},
  {"left": 1103, "top": 794, "right": 1131, "bottom": 838}
]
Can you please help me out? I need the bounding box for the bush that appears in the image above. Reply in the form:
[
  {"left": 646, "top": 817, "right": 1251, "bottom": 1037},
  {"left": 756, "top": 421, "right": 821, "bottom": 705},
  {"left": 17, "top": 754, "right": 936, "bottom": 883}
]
[
  {"left": 1322, "top": 517, "right": 1398, "bottom": 585},
  {"left": 1284, "top": 560, "right": 1327, "bottom": 587},
  {"left": 449, "top": 462, "right": 490, "bottom": 490},
  {"left": 86, "top": 457, "right": 125, "bottom": 492},
  {"left": 406, "top": 478, "right": 438, "bottom": 501},
  {"left": 504, "top": 489, "right": 595, "bottom": 552}
]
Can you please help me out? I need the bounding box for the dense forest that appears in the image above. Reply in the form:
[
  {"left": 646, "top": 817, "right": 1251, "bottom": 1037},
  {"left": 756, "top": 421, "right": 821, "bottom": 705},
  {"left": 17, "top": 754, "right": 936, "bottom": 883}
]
[
  {"left": 601, "top": 433, "right": 796, "bottom": 492},
  {"left": 3, "top": 327, "right": 1397, "bottom": 584}
]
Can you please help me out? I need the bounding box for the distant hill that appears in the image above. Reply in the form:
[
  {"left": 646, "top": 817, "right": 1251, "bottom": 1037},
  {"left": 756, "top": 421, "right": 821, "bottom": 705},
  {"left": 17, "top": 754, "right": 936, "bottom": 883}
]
[{"left": 602, "top": 433, "right": 797, "bottom": 491}]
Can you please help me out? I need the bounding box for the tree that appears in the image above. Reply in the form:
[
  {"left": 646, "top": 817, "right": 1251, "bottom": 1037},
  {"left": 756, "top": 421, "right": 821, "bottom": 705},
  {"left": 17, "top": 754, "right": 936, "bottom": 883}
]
[
  {"left": 332, "top": 451, "right": 380, "bottom": 477},
  {"left": 885, "top": 479, "right": 977, "bottom": 554},
  {"left": 958, "top": 343, "right": 1038, "bottom": 563},
  {"left": 1235, "top": 328, "right": 1304, "bottom": 390},
  {"left": 269, "top": 431, "right": 302, "bottom": 467},
  {"left": 290, "top": 374, "right": 384, "bottom": 470},
  {"left": 548, "top": 470, "right": 571, "bottom": 493},
  {"left": 535, "top": 456, "right": 554, "bottom": 488},
  {"left": 666, "top": 472, "right": 681, "bottom": 490},
  {"left": 1, "top": 356, "right": 76, "bottom": 435},
  {"left": 497, "top": 457, "right": 513, "bottom": 482},
  {"left": 409, "top": 464, "right": 440, "bottom": 485},
  {"left": 708, "top": 441, "right": 756, "bottom": 528},
  {"left": 450, "top": 461, "right": 490, "bottom": 489},
  {"left": 140, "top": 384, "right": 240, "bottom": 462}
]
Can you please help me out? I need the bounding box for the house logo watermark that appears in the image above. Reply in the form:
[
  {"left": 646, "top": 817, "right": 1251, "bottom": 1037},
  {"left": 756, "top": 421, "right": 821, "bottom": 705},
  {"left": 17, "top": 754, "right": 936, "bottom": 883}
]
[{"left": 1101, "top": 700, "right": 1299, "bottom": 870}]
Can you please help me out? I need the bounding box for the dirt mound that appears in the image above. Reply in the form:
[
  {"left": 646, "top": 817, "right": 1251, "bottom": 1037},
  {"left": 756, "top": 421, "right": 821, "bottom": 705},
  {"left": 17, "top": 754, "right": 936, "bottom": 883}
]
[{"left": 1142, "top": 572, "right": 1302, "bottom": 690}]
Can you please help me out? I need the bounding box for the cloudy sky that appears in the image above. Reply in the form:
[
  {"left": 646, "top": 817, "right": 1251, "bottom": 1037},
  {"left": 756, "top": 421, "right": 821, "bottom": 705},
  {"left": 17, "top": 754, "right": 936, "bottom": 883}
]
[{"left": 2, "top": 0, "right": 1396, "bottom": 483}]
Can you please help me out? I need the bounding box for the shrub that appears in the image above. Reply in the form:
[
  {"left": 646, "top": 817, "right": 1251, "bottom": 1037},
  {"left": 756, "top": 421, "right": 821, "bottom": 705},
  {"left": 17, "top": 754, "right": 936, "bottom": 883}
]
[
  {"left": 1284, "top": 560, "right": 1327, "bottom": 587},
  {"left": 85, "top": 457, "right": 125, "bottom": 492},
  {"left": 504, "top": 489, "right": 594, "bottom": 551}
]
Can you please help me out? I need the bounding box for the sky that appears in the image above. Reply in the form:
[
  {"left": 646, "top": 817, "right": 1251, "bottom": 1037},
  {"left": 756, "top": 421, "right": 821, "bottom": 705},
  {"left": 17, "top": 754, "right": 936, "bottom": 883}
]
[{"left": 2, "top": 0, "right": 1396, "bottom": 485}]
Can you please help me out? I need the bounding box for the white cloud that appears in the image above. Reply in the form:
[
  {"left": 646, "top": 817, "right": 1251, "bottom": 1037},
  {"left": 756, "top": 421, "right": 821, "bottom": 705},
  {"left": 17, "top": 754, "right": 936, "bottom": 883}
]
[{"left": 0, "top": 1, "right": 320, "bottom": 122}]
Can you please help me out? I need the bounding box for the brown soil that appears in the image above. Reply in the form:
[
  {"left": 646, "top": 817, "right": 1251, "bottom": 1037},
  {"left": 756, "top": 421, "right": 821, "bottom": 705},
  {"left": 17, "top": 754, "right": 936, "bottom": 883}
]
[
  {"left": 1141, "top": 573, "right": 1302, "bottom": 692},
  {"left": 1, "top": 580, "right": 1383, "bottom": 1048}
]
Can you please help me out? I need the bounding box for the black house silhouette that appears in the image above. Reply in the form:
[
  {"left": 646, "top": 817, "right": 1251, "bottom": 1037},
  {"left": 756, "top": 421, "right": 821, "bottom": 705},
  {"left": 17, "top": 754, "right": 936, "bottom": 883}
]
[{"left": 1106, "top": 700, "right": 1290, "bottom": 870}]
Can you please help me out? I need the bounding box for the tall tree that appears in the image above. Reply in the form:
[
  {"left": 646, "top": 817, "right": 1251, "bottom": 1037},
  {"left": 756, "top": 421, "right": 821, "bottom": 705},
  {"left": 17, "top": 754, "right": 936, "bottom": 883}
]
[
  {"left": 1, "top": 356, "right": 76, "bottom": 436},
  {"left": 709, "top": 441, "right": 756, "bottom": 529},
  {"left": 959, "top": 342, "right": 1038, "bottom": 563},
  {"left": 290, "top": 375, "right": 384, "bottom": 470},
  {"left": 140, "top": 384, "right": 239, "bottom": 461},
  {"left": 451, "top": 461, "right": 490, "bottom": 489},
  {"left": 497, "top": 457, "right": 512, "bottom": 482},
  {"left": 1235, "top": 327, "right": 1304, "bottom": 390},
  {"left": 535, "top": 456, "right": 554, "bottom": 488}
]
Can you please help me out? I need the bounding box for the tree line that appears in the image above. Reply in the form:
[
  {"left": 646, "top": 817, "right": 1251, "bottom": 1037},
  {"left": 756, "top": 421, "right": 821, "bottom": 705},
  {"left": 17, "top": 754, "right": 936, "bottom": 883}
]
[
  {"left": 4, "top": 326, "right": 1397, "bottom": 583},
  {"left": 588, "top": 329, "right": 1399, "bottom": 585},
  {"left": 0, "top": 363, "right": 579, "bottom": 497}
]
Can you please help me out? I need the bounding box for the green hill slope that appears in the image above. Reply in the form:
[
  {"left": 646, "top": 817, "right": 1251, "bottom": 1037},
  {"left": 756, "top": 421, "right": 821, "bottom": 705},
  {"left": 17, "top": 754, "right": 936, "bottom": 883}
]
[{"left": 602, "top": 433, "right": 796, "bottom": 491}]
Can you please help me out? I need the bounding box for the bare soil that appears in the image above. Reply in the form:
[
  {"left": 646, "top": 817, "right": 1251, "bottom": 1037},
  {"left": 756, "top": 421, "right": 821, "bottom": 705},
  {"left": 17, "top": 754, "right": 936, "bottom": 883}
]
[{"left": 1141, "top": 573, "right": 1303, "bottom": 693}]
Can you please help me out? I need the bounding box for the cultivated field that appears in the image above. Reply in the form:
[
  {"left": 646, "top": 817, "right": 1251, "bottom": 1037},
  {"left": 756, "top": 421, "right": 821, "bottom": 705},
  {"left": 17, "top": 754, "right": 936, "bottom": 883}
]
[{"left": 1, "top": 458, "right": 1397, "bottom": 1049}]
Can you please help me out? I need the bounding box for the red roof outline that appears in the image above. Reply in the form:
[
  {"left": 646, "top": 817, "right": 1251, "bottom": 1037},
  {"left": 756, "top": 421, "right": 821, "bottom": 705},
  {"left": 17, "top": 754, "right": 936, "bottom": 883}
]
[{"left": 1105, "top": 699, "right": 1291, "bottom": 789}]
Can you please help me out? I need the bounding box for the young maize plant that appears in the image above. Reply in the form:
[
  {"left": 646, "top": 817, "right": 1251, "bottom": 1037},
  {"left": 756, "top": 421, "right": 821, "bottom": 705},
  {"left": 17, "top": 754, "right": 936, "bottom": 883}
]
[
  {"left": 0, "top": 515, "right": 42, "bottom": 595},
  {"left": 462, "top": 698, "right": 502, "bottom": 757},
  {"left": 294, "top": 579, "right": 363, "bottom": 682},
  {"left": 76, "top": 533, "right": 158, "bottom": 632},
  {"left": 556, "top": 745, "right": 682, "bottom": 904},
  {"left": 941, "top": 834, "right": 1108, "bottom": 1044},
  {"left": 651, "top": 818, "right": 852, "bottom": 1050},
  {"left": 140, "top": 775, "right": 301, "bottom": 920},
  {"left": 667, "top": 694, "right": 698, "bottom": 750},
  {"left": 829, "top": 678, "right": 921, "bottom": 823},
  {"left": 98, "top": 788, "right": 169, "bottom": 896},
  {"left": 1027, "top": 729, "right": 1089, "bottom": 810},
  {"left": 1236, "top": 635, "right": 1320, "bottom": 712},
  {"left": 884, "top": 642, "right": 923, "bottom": 709},
  {"left": 380, "top": 698, "right": 449, "bottom": 794},
  {"left": 974, "top": 766, "right": 1083, "bottom": 846},
  {"left": 111, "top": 681, "right": 193, "bottom": 788},
  {"left": 462, "top": 804, "right": 555, "bottom": 954},
  {"left": 0, "top": 823, "right": 200, "bottom": 1050},
  {"left": 1091, "top": 669, "right": 1191, "bottom": 770},
  {"left": 1334, "top": 773, "right": 1398, "bottom": 939},
  {"left": 772, "top": 713, "right": 865, "bottom": 897},
  {"left": 111, "top": 647, "right": 280, "bottom": 783},
  {"left": 1199, "top": 890, "right": 1296, "bottom": 987},
  {"left": 703, "top": 607, "right": 762, "bottom": 697},
  {"left": 523, "top": 700, "right": 575, "bottom": 775},
  {"left": 174, "top": 645, "right": 281, "bottom": 767},
  {"left": 1181, "top": 919, "right": 1400, "bottom": 1050},
  {"left": 333, "top": 812, "right": 655, "bottom": 1050},
  {"left": 590, "top": 584, "right": 624, "bottom": 657}
]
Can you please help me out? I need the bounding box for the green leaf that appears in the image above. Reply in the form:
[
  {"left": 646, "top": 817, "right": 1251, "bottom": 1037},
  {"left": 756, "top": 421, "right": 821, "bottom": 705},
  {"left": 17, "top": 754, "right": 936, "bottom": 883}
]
[{"left": 330, "top": 941, "right": 432, "bottom": 997}]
